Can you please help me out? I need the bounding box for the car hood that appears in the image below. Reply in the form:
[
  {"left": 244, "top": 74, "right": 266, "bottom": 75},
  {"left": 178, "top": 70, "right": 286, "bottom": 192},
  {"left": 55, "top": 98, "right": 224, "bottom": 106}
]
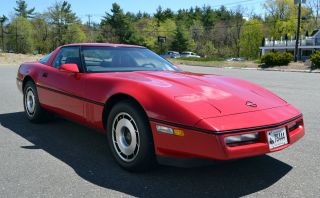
[{"left": 134, "top": 71, "right": 287, "bottom": 118}]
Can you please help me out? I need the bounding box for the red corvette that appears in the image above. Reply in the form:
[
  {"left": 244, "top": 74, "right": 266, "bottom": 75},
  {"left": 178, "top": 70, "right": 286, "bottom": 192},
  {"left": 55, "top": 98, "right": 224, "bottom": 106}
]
[{"left": 17, "top": 43, "right": 304, "bottom": 171}]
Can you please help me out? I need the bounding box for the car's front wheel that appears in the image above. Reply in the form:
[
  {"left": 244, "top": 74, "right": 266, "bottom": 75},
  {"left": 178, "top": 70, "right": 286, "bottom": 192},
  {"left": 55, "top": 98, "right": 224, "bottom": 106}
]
[
  {"left": 107, "top": 101, "right": 156, "bottom": 172},
  {"left": 23, "top": 81, "right": 49, "bottom": 123}
]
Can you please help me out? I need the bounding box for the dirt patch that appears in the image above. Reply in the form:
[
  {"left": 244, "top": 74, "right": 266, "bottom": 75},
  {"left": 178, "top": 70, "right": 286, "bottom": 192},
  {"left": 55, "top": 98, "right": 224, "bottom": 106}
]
[
  {"left": 170, "top": 58, "right": 313, "bottom": 71},
  {"left": 0, "top": 53, "right": 43, "bottom": 65}
]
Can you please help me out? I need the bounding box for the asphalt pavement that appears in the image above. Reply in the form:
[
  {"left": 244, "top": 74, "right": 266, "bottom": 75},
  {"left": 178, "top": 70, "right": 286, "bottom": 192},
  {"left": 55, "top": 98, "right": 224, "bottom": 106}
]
[{"left": 0, "top": 65, "right": 319, "bottom": 198}]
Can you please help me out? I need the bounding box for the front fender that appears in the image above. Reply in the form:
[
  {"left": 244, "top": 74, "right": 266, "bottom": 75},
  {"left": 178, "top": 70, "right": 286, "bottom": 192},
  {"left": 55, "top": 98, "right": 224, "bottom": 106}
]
[
  {"left": 17, "top": 63, "right": 42, "bottom": 92},
  {"left": 109, "top": 83, "right": 220, "bottom": 127}
]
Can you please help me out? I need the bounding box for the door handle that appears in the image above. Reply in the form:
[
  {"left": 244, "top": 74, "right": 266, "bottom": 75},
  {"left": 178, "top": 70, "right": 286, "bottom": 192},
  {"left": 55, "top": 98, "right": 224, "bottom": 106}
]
[{"left": 42, "top": 72, "right": 48, "bottom": 78}]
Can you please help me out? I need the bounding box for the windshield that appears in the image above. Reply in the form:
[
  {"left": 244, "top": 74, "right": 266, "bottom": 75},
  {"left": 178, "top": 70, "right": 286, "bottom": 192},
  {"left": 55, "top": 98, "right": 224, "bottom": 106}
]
[{"left": 82, "top": 46, "right": 181, "bottom": 73}]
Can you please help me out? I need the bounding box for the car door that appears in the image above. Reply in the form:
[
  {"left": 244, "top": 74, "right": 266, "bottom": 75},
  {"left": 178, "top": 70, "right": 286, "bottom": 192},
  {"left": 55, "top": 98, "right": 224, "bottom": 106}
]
[{"left": 37, "top": 46, "right": 85, "bottom": 122}]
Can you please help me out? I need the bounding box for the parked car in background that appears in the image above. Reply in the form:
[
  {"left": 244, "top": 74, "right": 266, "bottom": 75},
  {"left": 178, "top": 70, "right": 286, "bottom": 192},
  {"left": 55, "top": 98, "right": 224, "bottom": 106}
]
[
  {"left": 161, "top": 51, "right": 181, "bottom": 59},
  {"left": 180, "top": 51, "right": 201, "bottom": 58},
  {"left": 227, "top": 57, "right": 246, "bottom": 62}
]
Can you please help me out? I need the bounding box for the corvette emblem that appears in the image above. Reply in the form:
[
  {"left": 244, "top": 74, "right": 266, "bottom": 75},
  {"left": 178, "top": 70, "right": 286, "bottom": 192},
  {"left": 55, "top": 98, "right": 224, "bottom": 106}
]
[{"left": 246, "top": 101, "right": 257, "bottom": 108}]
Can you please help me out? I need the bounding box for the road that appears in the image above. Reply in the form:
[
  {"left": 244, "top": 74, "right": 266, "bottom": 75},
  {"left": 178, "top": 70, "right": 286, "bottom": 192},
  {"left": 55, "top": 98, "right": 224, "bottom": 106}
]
[{"left": 0, "top": 65, "right": 319, "bottom": 198}]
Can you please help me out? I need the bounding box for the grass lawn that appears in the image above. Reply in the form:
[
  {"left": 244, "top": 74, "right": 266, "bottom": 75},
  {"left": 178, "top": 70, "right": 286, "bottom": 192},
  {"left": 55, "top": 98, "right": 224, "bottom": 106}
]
[
  {"left": 0, "top": 53, "right": 43, "bottom": 65},
  {"left": 169, "top": 58, "right": 259, "bottom": 68}
]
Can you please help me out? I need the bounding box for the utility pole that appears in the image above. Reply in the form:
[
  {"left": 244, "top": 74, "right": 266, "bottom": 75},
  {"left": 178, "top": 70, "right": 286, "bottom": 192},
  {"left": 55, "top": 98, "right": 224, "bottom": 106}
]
[
  {"left": 294, "top": 0, "right": 307, "bottom": 62},
  {"left": 0, "top": 18, "right": 4, "bottom": 52},
  {"left": 317, "top": 0, "right": 319, "bottom": 28},
  {"left": 0, "top": 15, "right": 7, "bottom": 52},
  {"left": 0, "top": 22, "right": 3, "bottom": 52},
  {"left": 87, "top": 14, "right": 92, "bottom": 27},
  {"left": 294, "top": 2, "right": 302, "bottom": 62},
  {"left": 15, "top": 20, "right": 18, "bottom": 53},
  {"left": 86, "top": 14, "right": 92, "bottom": 42}
]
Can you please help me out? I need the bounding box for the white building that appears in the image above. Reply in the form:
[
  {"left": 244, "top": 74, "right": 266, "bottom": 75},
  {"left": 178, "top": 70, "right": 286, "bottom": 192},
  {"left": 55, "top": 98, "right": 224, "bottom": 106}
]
[{"left": 260, "top": 30, "right": 320, "bottom": 60}]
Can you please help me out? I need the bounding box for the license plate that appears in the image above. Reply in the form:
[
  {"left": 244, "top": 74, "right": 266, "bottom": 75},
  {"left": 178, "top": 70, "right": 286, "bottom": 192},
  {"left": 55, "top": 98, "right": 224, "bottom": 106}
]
[{"left": 267, "top": 127, "right": 288, "bottom": 149}]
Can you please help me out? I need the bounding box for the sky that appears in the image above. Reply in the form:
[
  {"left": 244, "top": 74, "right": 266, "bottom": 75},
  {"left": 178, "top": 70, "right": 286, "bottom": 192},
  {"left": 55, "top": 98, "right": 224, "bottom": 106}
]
[{"left": 0, "top": 0, "right": 265, "bottom": 22}]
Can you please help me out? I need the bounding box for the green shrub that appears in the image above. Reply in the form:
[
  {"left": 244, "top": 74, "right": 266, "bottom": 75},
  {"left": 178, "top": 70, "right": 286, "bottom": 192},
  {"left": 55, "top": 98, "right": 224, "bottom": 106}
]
[
  {"left": 261, "top": 52, "right": 293, "bottom": 67},
  {"left": 310, "top": 51, "right": 320, "bottom": 69}
]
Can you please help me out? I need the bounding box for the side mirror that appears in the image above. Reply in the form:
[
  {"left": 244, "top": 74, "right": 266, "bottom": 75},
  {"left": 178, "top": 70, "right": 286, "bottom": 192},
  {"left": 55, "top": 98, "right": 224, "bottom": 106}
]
[{"left": 59, "top": 64, "right": 79, "bottom": 73}]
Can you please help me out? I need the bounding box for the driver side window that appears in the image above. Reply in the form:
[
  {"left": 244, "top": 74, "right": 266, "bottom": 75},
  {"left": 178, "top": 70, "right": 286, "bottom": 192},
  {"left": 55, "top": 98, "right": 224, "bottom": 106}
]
[{"left": 52, "top": 47, "right": 81, "bottom": 69}]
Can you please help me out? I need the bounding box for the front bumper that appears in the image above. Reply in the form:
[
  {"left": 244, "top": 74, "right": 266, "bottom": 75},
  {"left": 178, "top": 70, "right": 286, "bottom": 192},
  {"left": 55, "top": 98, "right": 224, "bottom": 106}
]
[{"left": 150, "top": 115, "right": 304, "bottom": 161}]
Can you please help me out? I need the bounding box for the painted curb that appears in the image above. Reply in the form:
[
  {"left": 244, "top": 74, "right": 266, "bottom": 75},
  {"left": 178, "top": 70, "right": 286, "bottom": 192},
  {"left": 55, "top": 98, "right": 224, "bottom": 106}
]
[{"left": 227, "top": 67, "right": 320, "bottom": 73}]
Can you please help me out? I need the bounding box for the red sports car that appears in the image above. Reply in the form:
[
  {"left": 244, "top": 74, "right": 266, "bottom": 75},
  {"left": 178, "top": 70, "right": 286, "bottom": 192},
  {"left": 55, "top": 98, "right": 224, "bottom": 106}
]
[{"left": 17, "top": 43, "right": 305, "bottom": 171}]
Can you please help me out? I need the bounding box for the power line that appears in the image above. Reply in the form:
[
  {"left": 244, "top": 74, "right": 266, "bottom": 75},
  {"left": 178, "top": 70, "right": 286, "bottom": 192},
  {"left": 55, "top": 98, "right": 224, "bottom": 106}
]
[
  {"left": 86, "top": 14, "right": 93, "bottom": 42},
  {"left": 210, "top": 0, "right": 265, "bottom": 8}
]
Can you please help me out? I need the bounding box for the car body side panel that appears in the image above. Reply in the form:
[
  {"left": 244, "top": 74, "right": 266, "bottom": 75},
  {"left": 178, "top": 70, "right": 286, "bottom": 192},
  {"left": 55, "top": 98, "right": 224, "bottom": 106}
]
[
  {"left": 36, "top": 66, "right": 85, "bottom": 123},
  {"left": 17, "top": 62, "right": 85, "bottom": 123},
  {"left": 83, "top": 101, "right": 104, "bottom": 130}
]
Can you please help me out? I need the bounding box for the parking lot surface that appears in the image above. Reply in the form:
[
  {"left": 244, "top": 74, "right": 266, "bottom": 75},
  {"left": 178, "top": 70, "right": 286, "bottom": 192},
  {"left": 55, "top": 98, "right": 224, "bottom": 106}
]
[{"left": 0, "top": 65, "right": 319, "bottom": 197}]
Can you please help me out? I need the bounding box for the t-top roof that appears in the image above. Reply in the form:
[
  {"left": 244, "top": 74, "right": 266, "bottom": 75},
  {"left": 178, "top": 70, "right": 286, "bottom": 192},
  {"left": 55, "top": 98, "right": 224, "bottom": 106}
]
[{"left": 63, "top": 43, "right": 145, "bottom": 48}]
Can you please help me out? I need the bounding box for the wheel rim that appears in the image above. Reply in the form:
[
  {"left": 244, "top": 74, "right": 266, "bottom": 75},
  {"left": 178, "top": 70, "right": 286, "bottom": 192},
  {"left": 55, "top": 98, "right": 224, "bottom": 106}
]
[
  {"left": 112, "top": 112, "right": 140, "bottom": 162},
  {"left": 25, "top": 88, "right": 36, "bottom": 116}
]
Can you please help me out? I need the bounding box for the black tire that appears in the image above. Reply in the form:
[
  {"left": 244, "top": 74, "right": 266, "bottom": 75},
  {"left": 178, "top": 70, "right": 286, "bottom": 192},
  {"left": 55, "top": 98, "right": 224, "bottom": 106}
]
[
  {"left": 23, "top": 81, "right": 50, "bottom": 123},
  {"left": 107, "top": 100, "right": 156, "bottom": 172}
]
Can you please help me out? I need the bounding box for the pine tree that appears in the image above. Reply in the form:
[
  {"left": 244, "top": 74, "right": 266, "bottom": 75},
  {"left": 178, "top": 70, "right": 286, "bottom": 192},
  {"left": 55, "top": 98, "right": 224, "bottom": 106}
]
[
  {"left": 48, "top": 1, "right": 80, "bottom": 47},
  {"left": 14, "top": 0, "right": 35, "bottom": 18},
  {"left": 154, "top": 6, "right": 165, "bottom": 27},
  {"left": 101, "top": 3, "right": 138, "bottom": 44},
  {"left": 171, "top": 27, "right": 190, "bottom": 53}
]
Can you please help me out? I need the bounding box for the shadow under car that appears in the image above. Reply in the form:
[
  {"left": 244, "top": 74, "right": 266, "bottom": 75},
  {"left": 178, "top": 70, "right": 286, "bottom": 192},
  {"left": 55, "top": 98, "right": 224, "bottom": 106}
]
[{"left": 0, "top": 112, "right": 292, "bottom": 198}]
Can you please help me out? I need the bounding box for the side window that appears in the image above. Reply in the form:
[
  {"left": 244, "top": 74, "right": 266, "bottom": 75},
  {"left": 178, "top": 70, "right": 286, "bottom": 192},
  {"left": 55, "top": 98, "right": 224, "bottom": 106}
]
[
  {"left": 39, "top": 51, "right": 53, "bottom": 65},
  {"left": 52, "top": 47, "right": 81, "bottom": 69}
]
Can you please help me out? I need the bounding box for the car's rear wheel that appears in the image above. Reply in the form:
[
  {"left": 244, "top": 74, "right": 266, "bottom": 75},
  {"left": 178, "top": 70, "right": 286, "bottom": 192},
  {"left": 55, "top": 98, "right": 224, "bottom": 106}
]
[
  {"left": 107, "top": 101, "right": 156, "bottom": 172},
  {"left": 23, "top": 81, "right": 50, "bottom": 123}
]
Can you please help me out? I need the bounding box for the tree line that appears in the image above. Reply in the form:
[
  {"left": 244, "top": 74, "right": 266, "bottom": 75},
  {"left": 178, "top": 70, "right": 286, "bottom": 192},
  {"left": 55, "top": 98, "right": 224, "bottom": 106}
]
[{"left": 0, "top": 0, "right": 319, "bottom": 59}]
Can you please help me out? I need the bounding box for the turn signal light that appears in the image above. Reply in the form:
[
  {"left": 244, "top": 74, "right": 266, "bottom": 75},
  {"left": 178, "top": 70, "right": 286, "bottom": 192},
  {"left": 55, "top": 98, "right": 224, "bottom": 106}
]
[{"left": 173, "top": 129, "right": 185, "bottom": 136}]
